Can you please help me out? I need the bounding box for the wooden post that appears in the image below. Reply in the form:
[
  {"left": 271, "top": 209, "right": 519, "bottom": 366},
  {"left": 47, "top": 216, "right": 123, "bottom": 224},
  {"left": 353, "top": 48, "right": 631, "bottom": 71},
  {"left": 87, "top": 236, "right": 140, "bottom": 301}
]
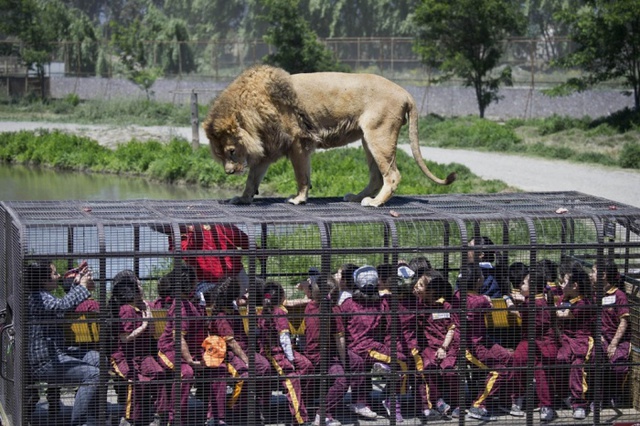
[{"left": 191, "top": 90, "right": 200, "bottom": 150}]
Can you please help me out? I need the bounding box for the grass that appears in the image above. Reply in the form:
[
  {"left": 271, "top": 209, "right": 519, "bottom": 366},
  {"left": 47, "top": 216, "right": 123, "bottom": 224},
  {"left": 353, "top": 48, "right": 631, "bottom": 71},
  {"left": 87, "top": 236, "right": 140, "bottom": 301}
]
[
  {"left": 0, "top": 130, "right": 512, "bottom": 196},
  {"left": 1, "top": 96, "right": 638, "bottom": 186},
  {"left": 0, "top": 96, "right": 200, "bottom": 127},
  {"left": 401, "top": 109, "right": 640, "bottom": 170}
]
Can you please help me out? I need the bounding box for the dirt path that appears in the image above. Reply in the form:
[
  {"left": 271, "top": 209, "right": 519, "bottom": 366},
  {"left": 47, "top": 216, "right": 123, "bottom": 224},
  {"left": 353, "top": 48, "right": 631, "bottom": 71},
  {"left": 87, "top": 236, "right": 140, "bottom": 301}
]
[
  {"left": 3, "top": 121, "right": 640, "bottom": 208},
  {"left": 398, "top": 145, "right": 640, "bottom": 208}
]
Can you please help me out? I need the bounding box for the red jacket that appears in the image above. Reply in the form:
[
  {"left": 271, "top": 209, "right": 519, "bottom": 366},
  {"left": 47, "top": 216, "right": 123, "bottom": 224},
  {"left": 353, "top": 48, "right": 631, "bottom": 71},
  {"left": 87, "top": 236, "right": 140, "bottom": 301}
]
[{"left": 174, "top": 224, "right": 249, "bottom": 283}]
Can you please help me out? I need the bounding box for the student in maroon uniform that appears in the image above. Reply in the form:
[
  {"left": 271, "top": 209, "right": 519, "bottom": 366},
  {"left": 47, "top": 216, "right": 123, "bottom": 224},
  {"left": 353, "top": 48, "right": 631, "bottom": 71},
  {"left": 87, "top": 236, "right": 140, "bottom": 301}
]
[
  {"left": 149, "top": 274, "right": 174, "bottom": 309},
  {"left": 590, "top": 260, "right": 630, "bottom": 406},
  {"left": 556, "top": 263, "right": 594, "bottom": 420},
  {"left": 156, "top": 262, "right": 227, "bottom": 426},
  {"left": 296, "top": 272, "right": 346, "bottom": 426},
  {"left": 257, "top": 281, "right": 312, "bottom": 426},
  {"left": 510, "top": 261, "right": 559, "bottom": 422},
  {"left": 108, "top": 269, "right": 165, "bottom": 426},
  {"left": 375, "top": 263, "right": 411, "bottom": 423},
  {"left": 460, "top": 264, "right": 515, "bottom": 421},
  {"left": 413, "top": 268, "right": 460, "bottom": 419},
  {"left": 538, "top": 259, "right": 562, "bottom": 298},
  {"left": 209, "top": 277, "right": 271, "bottom": 423},
  {"left": 333, "top": 264, "right": 378, "bottom": 421}
]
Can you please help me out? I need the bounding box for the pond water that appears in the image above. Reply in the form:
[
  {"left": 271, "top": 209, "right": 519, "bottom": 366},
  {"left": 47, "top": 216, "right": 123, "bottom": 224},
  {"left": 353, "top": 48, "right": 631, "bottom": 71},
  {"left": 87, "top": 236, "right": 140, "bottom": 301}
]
[
  {"left": 0, "top": 164, "right": 234, "bottom": 201},
  {"left": 1, "top": 164, "right": 237, "bottom": 284}
]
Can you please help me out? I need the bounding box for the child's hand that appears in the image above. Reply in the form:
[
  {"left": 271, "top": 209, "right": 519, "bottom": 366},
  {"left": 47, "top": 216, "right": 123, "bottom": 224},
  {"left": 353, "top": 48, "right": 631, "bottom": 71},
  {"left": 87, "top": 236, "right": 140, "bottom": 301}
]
[{"left": 78, "top": 268, "right": 95, "bottom": 291}]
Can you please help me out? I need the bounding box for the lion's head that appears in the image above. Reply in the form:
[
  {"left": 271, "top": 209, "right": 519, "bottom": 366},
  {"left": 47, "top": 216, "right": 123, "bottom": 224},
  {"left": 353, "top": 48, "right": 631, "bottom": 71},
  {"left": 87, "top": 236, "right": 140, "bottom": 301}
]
[{"left": 204, "top": 109, "right": 265, "bottom": 175}]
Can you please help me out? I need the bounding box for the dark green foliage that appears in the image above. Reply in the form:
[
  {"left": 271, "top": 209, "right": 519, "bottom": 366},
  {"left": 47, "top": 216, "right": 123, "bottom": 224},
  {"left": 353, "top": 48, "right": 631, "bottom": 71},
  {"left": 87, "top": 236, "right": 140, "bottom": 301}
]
[
  {"left": 591, "top": 108, "right": 640, "bottom": 133},
  {"left": 261, "top": 0, "right": 349, "bottom": 73},
  {"left": 0, "top": 130, "right": 110, "bottom": 169},
  {"left": 111, "top": 140, "right": 165, "bottom": 173},
  {"left": 619, "top": 142, "right": 640, "bottom": 169},
  {"left": 553, "top": 0, "right": 640, "bottom": 110}
]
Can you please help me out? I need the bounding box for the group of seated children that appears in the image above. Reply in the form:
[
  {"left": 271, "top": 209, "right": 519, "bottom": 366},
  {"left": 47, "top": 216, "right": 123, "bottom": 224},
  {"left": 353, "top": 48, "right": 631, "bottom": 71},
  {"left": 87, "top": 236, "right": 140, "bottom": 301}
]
[{"left": 27, "top": 247, "right": 630, "bottom": 426}]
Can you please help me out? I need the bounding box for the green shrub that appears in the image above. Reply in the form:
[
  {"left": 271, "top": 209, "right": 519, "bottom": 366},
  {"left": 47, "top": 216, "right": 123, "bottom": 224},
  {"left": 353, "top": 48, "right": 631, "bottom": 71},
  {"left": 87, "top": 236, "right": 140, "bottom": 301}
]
[
  {"left": 619, "top": 142, "right": 640, "bottom": 169},
  {"left": 585, "top": 123, "right": 617, "bottom": 138},
  {"left": 428, "top": 117, "right": 521, "bottom": 151},
  {"left": 538, "top": 114, "right": 590, "bottom": 135},
  {"left": 527, "top": 143, "right": 574, "bottom": 160},
  {"left": 591, "top": 107, "right": 640, "bottom": 132},
  {"left": 574, "top": 152, "right": 617, "bottom": 166}
]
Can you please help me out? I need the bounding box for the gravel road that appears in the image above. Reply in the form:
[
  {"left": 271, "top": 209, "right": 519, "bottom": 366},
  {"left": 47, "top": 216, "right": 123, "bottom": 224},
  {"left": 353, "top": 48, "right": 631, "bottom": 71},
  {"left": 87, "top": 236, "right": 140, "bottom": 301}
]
[
  {"left": 398, "top": 145, "right": 640, "bottom": 208},
  {"left": 2, "top": 121, "right": 640, "bottom": 208}
]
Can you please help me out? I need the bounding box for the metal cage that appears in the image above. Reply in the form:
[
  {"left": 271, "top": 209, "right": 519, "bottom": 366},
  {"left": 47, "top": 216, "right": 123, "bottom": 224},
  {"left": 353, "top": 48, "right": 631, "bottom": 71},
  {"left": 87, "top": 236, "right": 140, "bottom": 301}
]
[{"left": 1, "top": 192, "right": 640, "bottom": 426}]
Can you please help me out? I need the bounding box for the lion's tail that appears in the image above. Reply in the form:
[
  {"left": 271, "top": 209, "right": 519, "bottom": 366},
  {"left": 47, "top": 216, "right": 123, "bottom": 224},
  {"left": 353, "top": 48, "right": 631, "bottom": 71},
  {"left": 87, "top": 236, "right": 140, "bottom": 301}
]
[{"left": 407, "top": 99, "right": 456, "bottom": 186}]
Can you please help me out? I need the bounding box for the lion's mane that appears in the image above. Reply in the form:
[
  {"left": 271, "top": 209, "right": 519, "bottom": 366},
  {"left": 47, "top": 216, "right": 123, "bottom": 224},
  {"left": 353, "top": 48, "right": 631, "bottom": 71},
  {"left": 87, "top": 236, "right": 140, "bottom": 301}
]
[{"left": 204, "top": 65, "right": 315, "bottom": 164}]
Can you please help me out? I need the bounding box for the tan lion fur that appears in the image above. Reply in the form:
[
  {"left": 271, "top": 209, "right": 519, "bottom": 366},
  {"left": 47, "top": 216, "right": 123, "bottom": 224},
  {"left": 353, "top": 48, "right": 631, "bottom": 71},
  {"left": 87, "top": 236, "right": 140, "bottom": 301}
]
[{"left": 204, "top": 64, "right": 455, "bottom": 206}]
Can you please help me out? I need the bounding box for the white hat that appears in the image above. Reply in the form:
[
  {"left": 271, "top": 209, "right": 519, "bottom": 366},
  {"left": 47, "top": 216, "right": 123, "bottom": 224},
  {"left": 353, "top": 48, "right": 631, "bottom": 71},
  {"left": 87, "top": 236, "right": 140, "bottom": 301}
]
[
  {"left": 397, "top": 265, "right": 415, "bottom": 279},
  {"left": 354, "top": 265, "right": 378, "bottom": 289}
]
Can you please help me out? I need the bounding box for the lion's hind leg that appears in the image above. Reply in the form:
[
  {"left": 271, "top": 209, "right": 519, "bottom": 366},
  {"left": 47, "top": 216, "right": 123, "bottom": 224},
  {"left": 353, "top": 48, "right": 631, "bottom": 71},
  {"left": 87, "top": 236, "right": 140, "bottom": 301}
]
[
  {"left": 343, "top": 141, "right": 384, "bottom": 204},
  {"left": 358, "top": 131, "right": 401, "bottom": 207}
]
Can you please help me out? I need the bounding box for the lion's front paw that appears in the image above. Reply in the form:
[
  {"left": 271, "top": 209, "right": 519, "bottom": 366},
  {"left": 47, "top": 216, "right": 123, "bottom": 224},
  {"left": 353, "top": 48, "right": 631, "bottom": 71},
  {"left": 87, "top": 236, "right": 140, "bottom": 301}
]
[
  {"left": 361, "top": 197, "right": 383, "bottom": 207},
  {"left": 286, "top": 195, "right": 308, "bottom": 205},
  {"left": 228, "top": 196, "right": 253, "bottom": 205}
]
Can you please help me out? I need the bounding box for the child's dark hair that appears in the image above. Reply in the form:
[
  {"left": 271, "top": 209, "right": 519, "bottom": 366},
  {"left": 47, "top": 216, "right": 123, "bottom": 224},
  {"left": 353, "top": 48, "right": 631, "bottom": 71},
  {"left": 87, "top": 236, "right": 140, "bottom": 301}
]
[
  {"left": 376, "top": 263, "right": 396, "bottom": 284},
  {"left": 602, "top": 260, "right": 622, "bottom": 287},
  {"left": 262, "top": 281, "right": 285, "bottom": 312},
  {"left": 570, "top": 264, "right": 592, "bottom": 299},
  {"left": 106, "top": 269, "right": 140, "bottom": 348},
  {"left": 559, "top": 259, "right": 582, "bottom": 279},
  {"left": 472, "top": 236, "right": 495, "bottom": 263},
  {"left": 162, "top": 261, "right": 197, "bottom": 297},
  {"left": 427, "top": 269, "right": 453, "bottom": 302},
  {"left": 209, "top": 277, "right": 240, "bottom": 313},
  {"left": 408, "top": 256, "right": 432, "bottom": 272},
  {"left": 340, "top": 263, "right": 359, "bottom": 291},
  {"left": 25, "top": 261, "right": 53, "bottom": 290},
  {"left": 529, "top": 262, "right": 547, "bottom": 295},
  {"left": 537, "top": 259, "right": 558, "bottom": 284},
  {"left": 157, "top": 273, "right": 173, "bottom": 301},
  {"left": 459, "top": 264, "right": 484, "bottom": 292},
  {"left": 508, "top": 262, "right": 529, "bottom": 288}
]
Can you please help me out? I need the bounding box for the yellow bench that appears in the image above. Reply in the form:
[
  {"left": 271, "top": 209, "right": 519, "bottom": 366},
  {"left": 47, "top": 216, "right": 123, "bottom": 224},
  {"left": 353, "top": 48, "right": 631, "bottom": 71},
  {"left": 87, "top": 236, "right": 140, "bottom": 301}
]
[
  {"left": 485, "top": 298, "right": 522, "bottom": 328},
  {"left": 64, "top": 312, "right": 100, "bottom": 344}
]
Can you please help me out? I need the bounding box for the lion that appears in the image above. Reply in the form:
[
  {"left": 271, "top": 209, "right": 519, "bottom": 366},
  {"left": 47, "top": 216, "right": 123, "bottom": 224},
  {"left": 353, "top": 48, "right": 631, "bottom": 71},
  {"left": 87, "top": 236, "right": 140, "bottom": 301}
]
[{"left": 203, "top": 65, "right": 456, "bottom": 207}]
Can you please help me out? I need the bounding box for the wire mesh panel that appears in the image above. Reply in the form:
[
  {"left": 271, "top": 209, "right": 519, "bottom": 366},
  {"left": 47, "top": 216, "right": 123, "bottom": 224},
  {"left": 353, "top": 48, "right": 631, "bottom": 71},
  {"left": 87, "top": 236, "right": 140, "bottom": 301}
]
[{"left": 1, "top": 192, "right": 640, "bottom": 426}]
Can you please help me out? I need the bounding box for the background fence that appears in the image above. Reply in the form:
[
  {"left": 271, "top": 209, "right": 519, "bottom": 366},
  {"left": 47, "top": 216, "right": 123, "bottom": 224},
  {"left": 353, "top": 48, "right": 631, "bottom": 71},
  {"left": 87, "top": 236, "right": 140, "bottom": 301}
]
[
  {"left": 0, "top": 37, "right": 581, "bottom": 84},
  {"left": 1, "top": 37, "right": 635, "bottom": 119}
]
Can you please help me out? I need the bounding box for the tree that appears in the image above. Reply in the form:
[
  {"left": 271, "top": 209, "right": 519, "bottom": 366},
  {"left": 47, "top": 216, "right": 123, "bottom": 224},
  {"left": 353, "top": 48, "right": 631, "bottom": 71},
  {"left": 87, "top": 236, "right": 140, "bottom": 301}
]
[
  {"left": 552, "top": 0, "right": 640, "bottom": 110},
  {"left": 261, "top": 0, "right": 348, "bottom": 73},
  {"left": 0, "top": 0, "right": 93, "bottom": 98},
  {"left": 300, "top": 0, "right": 419, "bottom": 38},
  {"left": 523, "top": 0, "right": 579, "bottom": 61},
  {"left": 110, "top": 17, "right": 162, "bottom": 99},
  {"left": 413, "top": 0, "right": 525, "bottom": 118}
]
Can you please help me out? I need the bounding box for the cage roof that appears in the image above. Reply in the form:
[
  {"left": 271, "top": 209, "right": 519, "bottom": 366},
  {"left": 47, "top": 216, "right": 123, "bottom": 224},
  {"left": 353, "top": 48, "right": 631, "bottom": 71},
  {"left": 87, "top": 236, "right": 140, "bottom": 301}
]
[{"left": 2, "top": 191, "right": 639, "bottom": 228}]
